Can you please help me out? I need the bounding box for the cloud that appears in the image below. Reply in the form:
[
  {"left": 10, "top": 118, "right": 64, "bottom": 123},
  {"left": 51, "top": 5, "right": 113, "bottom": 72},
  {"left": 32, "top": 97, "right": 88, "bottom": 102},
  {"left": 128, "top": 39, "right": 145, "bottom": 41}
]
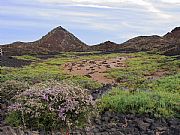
[
  {"left": 69, "top": 4, "right": 114, "bottom": 9},
  {"left": 36, "top": 0, "right": 172, "bottom": 18},
  {"left": 0, "top": 0, "right": 179, "bottom": 44},
  {"left": 160, "top": 0, "right": 180, "bottom": 4}
]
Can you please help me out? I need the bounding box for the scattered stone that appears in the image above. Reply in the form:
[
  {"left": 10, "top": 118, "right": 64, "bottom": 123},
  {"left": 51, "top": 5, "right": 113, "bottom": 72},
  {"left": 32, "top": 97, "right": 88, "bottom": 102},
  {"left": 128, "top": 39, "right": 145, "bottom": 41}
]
[
  {"left": 89, "top": 60, "right": 96, "bottom": 64},
  {"left": 156, "top": 126, "right": 167, "bottom": 131},
  {"left": 88, "top": 72, "right": 95, "bottom": 74},
  {"left": 105, "top": 65, "right": 111, "bottom": 68},
  {"left": 85, "top": 74, "right": 92, "bottom": 78},
  {"left": 144, "top": 118, "right": 154, "bottom": 124},
  {"left": 136, "top": 120, "right": 150, "bottom": 131},
  {"left": 77, "top": 67, "right": 81, "bottom": 70},
  {"left": 1, "top": 126, "right": 17, "bottom": 135}
]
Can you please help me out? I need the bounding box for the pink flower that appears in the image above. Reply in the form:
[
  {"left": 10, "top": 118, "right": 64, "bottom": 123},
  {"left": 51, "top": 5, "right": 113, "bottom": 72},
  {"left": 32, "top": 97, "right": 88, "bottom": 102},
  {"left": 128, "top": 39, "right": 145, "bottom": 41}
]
[{"left": 42, "top": 94, "right": 49, "bottom": 101}]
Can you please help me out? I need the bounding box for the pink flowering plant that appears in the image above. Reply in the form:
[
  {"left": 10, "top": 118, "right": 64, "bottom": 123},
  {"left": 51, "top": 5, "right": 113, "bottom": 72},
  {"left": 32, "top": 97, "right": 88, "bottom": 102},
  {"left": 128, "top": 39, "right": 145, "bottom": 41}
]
[{"left": 6, "top": 81, "right": 96, "bottom": 131}]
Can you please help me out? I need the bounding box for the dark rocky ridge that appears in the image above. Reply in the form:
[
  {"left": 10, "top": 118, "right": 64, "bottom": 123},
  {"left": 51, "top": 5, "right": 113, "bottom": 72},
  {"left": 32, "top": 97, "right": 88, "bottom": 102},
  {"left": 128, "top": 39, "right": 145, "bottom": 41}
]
[
  {"left": 90, "top": 27, "right": 180, "bottom": 55},
  {"left": 0, "top": 56, "right": 32, "bottom": 68},
  {"left": 89, "top": 41, "right": 119, "bottom": 52},
  {"left": 1, "top": 26, "right": 88, "bottom": 56},
  {"left": 119, "top": 27, "right": 180, "bottom": 56},
  {"left": 1, "top": 26, "right": 180, "bottom": 56}
]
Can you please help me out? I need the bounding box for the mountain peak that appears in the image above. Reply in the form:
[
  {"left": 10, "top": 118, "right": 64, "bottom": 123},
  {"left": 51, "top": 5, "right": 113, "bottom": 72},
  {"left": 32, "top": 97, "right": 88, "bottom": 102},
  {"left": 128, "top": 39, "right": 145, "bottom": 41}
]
[
  {"left": 164, "top": 27, "right": 180, "bottom": 39},
  {"left": 1, "top": 26, "right": 88, "bottom": 55},
  {"left": 171, "top": 27, "right": 180, "bottom": 33},
  {"left": 103, "top": 41, "right": 117, "bottom": 44},
  {"left": 48, "top": 26, "right": 68, "bottom": 35},
  {"left": 52, "top": 26, "right": 67, "bottom": 32}
]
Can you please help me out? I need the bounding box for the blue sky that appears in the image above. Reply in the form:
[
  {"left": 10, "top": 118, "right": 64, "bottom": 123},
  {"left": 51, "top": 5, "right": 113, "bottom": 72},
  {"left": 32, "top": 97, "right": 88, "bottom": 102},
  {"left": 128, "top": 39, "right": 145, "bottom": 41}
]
[{"left": 0, "top": 0, "right": 180, "bottom": 45}]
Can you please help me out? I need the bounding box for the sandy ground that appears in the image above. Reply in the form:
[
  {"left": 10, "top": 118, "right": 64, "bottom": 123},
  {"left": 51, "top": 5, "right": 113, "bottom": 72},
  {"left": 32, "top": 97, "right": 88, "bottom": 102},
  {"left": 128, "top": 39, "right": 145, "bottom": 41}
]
[{"left": 63, "top": 57, "right": 128, "bottom": 84}]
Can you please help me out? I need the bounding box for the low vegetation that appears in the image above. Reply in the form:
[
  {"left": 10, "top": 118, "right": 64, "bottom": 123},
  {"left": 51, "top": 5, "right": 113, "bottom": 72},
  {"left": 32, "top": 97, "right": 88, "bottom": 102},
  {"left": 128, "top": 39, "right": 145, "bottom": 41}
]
[
  {"left": 6, "top": 81, "right": 95, "bottom": 132},
  {"left": 148, "top": 73, "right": 180, "bottom": 94},
  {"left": 99, "top": 88, "right": 180, "bottom": 118},
  {"left": 107, "top": 52, "right": 179, "bottom": 91},
  {"left": 0, "top": 80, "right": 29, "bottom": 101},
  {"left": 1, "top": 52, "right": 180, "bottom": 131},
  {"left": 69, "top": 75, "right": 103, "bottom": 90},
  {"left": 14, "top": 55, "right": 40, "bottom": 61}
]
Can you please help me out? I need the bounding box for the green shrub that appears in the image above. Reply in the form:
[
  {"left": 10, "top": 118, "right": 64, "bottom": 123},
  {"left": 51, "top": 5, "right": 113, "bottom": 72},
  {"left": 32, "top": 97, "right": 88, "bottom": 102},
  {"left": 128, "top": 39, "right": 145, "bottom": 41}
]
[
  {"left": 6, "top": 81, "right": 96, "bottom": 131},
  {"left": 69, "top": 76, "right": 103, "bottom": 90},
  {"left": 99, "top": 88, "right": 180, "bottom": 118},
  {"left": 14, "top": 55, "right": 40, "bottom": 61},
  {"left": 1, "top": 63, "right": 67, "bottom": 84},
  {"left": 0, "top": 80, "right": 29, "bottom": 101},
  {"left": 107, "top": 53, "right": 180, "bottom": 92},
  {"left": 148, "top": 73, "right": 180, "bottom": 93}
]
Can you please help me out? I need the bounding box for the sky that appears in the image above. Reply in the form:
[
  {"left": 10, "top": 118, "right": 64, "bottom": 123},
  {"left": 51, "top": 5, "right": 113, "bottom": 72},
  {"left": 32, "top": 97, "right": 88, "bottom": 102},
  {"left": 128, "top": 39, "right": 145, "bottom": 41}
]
[{"left": 0, "top": 0, "right": 180, "bottom": 45}]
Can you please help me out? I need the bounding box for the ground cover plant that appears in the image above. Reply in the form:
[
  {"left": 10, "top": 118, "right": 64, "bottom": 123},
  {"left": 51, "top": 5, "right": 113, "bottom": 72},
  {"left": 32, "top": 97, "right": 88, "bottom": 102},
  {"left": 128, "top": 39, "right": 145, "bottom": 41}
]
[
  {"left": 69, "top": 75, "right": 103, "bottom": 90},
  {"left": 98, "top": 52, "right": 180, "bottom": 118},
  {"left": 148, "top": 73, "right": 180, "bottom": 94},
  {"left": 106, "top": 52, "right": 180, "bottom": 91},
  {"left": 6, "top": 81, "right": 95, "bottom": 133},
  {"left": 14, "top": 55, "right": 40, "bottom": 62},
  {"left": 0, "top": 80, "right": 29, "bottom": 101},
  {"left": 1, "top": 52, "right": 180, "bottom": 133},
  {"left": 99, "top": 88, "right": 180, "bottom": 118}
]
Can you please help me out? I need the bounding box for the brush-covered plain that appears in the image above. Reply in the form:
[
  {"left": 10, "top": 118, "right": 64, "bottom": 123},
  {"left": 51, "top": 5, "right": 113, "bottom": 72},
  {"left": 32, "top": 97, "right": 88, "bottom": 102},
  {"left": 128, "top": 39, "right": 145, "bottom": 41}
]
[{"left": 1, "top": 52, "right": 180, "bottom": 130}]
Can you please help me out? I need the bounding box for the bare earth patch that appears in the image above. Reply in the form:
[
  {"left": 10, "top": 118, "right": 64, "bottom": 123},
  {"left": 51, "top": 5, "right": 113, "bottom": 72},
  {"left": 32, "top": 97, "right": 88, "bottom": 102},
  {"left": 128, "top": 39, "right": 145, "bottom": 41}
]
[
  {"left": 144, "top": 70, "right": 170, "bottom": 80},
  {"left": 63, "top": 57, "right": 128, "bottom": 84}
]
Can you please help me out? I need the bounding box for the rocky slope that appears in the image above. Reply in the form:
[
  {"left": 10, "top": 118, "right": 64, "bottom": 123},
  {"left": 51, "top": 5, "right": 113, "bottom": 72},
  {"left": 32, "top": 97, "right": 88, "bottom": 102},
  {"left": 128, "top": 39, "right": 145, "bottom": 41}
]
[
  {"left": 92, "top": 27, "right": 180, "bottom": 55},
  {"left": 89, "top": 41, "right": 119, "bottom": 52},
  {"left": 120, "top": 27, "right": 180, "bottom": 55},
  {"left": 1, "top": 26, "right": 88, "bottom": 56},
  {"left": 1, "top": 27, "right": 180, "bottom": 56}
]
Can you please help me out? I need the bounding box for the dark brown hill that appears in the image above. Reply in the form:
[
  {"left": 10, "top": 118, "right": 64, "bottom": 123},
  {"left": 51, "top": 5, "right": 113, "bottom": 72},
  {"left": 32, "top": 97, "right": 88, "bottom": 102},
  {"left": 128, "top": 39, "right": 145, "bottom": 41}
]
[
  {"left": 1, "top": 27, "right": 179, "bottom": 56},
  {"left": 89, "top": 41, "right": 119, "bottom": 52},
  {"left": 119, "top": 27, "right": 180, "bottom": 55},
  {"left": 92, "top": 27, "right": 180, "bottom": 55},
  {"left": 1, "top": 26, "right": 88, "bottom": 56}
]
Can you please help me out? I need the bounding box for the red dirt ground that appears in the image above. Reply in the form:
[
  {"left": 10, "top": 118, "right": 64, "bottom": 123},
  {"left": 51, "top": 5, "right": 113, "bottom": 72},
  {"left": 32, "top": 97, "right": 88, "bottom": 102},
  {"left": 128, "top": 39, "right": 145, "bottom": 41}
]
[{"left": 63, "top": 57, "right": 128, "bottom": 84}]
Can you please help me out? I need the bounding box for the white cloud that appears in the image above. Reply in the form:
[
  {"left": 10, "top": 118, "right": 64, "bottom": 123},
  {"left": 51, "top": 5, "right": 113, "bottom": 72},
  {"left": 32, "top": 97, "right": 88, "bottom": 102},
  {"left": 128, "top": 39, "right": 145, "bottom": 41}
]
[
  {"left": 0, "top": 0, "right": 179, "bottom": 44},
  {"left": 70, "top": 4, "right": 114, "bottom": 9},
  {"left": 36, "top": 0, "right": 172, "bottom": 19},
  {"left": 160, "top": 0, "right": 180, "bottom": 3}
]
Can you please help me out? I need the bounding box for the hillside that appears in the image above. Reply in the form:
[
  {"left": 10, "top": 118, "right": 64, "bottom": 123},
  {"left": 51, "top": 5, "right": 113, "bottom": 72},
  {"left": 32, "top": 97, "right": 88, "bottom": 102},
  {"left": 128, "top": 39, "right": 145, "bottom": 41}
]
[
  {"left": 93, "top": 27, "right": 180, "bottom": 55},
  {"left": 89, "top": 41, "right": 119, "bottom": 52},
  {"left": 1, "top": 26, "right": 88, "bottom": 56},
  {"left": 120, "top": 27, "right": 180, "bottom": 55},
  {"left": 1, "top": 26, "right": 180, "bottom": 56}
]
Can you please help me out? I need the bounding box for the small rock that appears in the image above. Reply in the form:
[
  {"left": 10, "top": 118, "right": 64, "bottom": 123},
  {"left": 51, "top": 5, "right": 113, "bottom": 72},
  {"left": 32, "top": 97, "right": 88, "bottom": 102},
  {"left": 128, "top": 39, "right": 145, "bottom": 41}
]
[
  {"left": 156, "top": 126, "right": 167, "bottom": 131},
  {"left": 85, "top": 74, "right": 92, "bottom": 78},
  {"left": 144, "top": 118, "right": 154, "bottom": 124},
  {"left": 1, "top": 126, "right": 17, "bottom": 135},
  {"left": 101, "top": 117, "right": 109, "bottom": 122},
  {"left": 136, "top": 120, "right": 150, "bottom": 131},
  {"left": 111, "top": 128, "right": 117, "bottom": 132}
]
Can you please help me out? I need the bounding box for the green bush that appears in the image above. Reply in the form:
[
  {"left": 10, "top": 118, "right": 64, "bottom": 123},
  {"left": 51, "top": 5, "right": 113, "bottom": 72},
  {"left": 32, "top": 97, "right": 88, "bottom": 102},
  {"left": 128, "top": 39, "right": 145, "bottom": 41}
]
[
  {"left": 107, "top": 53, "right": 180, "bottom": 92},
  {"left": 0, "top": 80, "right": 29, "bottom": 101},
  {"left": 69, "top": 76, "right": 103, "bottom": 90},
  {"left": 6, "top": 81, "right": 96, "bottom": 131},
  {"left": 14, "top": 55, "right": 40, "bottom": 61},
  {"left": 148, "top": 73, "right": 180, "bottom": 93},
  {"left": 1, "top": 63, "right": 67, "bottom": 84},
  {"left": 99, "top": 88, "right": 180, "bottom": 118}
]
